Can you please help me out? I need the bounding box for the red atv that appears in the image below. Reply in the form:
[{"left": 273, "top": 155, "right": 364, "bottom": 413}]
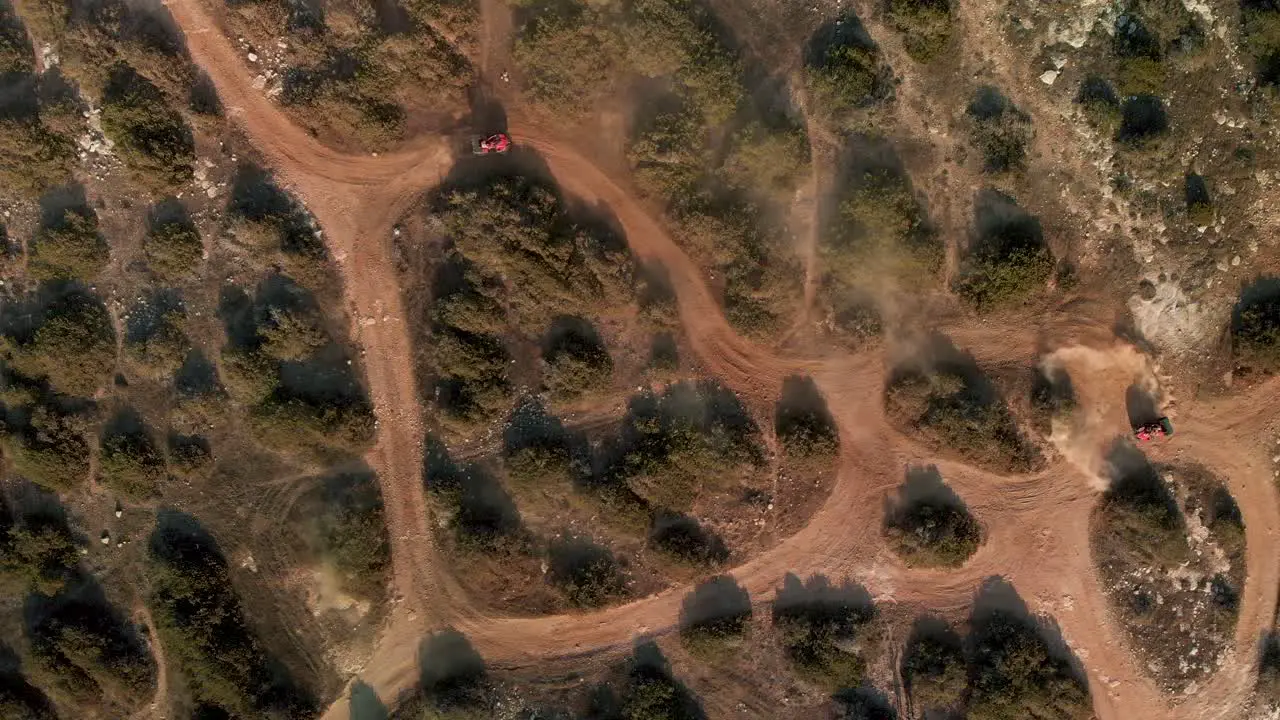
[
  {"left": 1134, "top": 417, "right": 1174, "bottom": 443},
  {"left": 471, "top": 133, "right": 511, "bottom": 155}
]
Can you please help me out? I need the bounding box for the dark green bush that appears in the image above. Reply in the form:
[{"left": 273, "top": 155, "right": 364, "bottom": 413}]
[
  {"left": 648, "top": 511, "right": 728, "bottom": 565},
  {"left": 965, "top": 86, "right": 1033, "bottom": 174},
  {"left": 0, "top": 406, "right": 92, "bottom": 491},
  {"left": 305, "top": 473, "right": 390, "bottom": 601},
  {"left": 28, "top": 208, "right": 109, "bottom": 282},
  {"left": 679, "top": 575, "right": 752, "bottom": 657},
  {"left": 100, "top": 62, "right": 194, "bottom": 184},
  {"left": 148, "top": 515, "right": 315, "bottom": 718},
  {"left": 805, "top": 15, "right": 891, "bottom": 113},
  {"left": 1075, "top": 75, "right": 1120, "bottom": 130},
  {"left": 953, "top": 189, "right": 1053, "bottom": 309},
  {"left": 1243, "top": 1, "right": 1280, "bottom": 86},
  {"left": 99, "top": 420, "right": 165, "bottom": 500},
  {"left": 967, "top": 606, "right": 1091, "bottom": 719},
  {"left": 431, "top": 329, "right": 512, "bottom": 425},
  {"left": 0, "top": 515, "right": 80, "bottom": 596},
  {"left": 901, "top": 617, "right": 965, "bottom": 713},
  {"left": 547, "top": 535, "right": 627, "bottom": 607},
  {"left": 502, "top": 396, "right": 576, "bottom": 482},
  {"left": 772, "top": 574, "right": 873, "bottom": 688},
  {"left": 27, "top": 581, "right": 156, "bottom": 713},
  {"left": 883, "top": 468, "right": 981, "bottom": 567},
  {"left": 542, "top": 315, "right": 613, "bottom": 400},
  {"left": 6, "top": 290, "right": 116, "bottom": 397},
  {"left": 1185, "top": 173, "right": 1212, "bottom": 224},
  {"left": 123, "top": 295, "right": 190, "bottom": 379},
  {"left": 1232, "top": 278, "right": 1280, "bottom": 372},
  {"left": 822, "top": 166, "right": 940, "bottom": 288},
  {"left": 145, "top": 201, "right": 203, "bottom": 282},
  {"left": 886, "top": 0, "right": 952, "bottom": 62},
  {"left": 775, "top": 375, "right": 839, "bottom": 457}
]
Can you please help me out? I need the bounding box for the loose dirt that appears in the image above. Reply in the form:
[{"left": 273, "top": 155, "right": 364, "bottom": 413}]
[{"left": 162, "top": 1, "right": 1280, "bottom": 719}]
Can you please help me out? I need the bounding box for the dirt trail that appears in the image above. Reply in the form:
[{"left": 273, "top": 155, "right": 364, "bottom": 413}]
[
  {"left": 164, "top": 2, "right": 1280, "bottom": 719},
  {"left": 132, "top": 605, "right": 169, "bottom": 720}
]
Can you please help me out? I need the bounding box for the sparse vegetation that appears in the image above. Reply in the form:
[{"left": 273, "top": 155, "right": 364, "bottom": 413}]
[
  {"left": 953, "top": 189, "right": 1053, "bottom": 309},
  {"left": 885, "top": 0, "right": 953, "bottom": 62},
  {"left": 883, "top": 467, "right": 981, "bottom": 567},
  {"left": 0, "top": 405, "right": 93, "bottom": 492},
  {"left": 772, "top": 574, "right": 874, "bottom": 688},
  {"left": 1185, "top": 172, "right": 1212, "bottom": 224},
  {"left": 965, "top": 86, "right": 1033, "bottom": 174}
]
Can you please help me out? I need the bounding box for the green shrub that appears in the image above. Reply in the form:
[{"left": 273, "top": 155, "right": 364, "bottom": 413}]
[
  {"left": 883, "top": 469, "right": 981, "bottom": 567},
  {"left": 27, "top": 584, "right": 156, "bottom": 712},
  {"left": 821, "top": 166, "right": 940, "bottom": 288},
  {"left": 220, "top": 347, "right": 280, "bottom": 405},
  {"left": 966, "top": 608, "right": 1091, "bottom": 719},
  {"left": 886, "top": 0, "right": 952, "bottom": 62},
  {"left": 720, "top": 123, "right": 809, "bottom": 196},
  {"left": 259, "top": 308, "right": 328, "bottom": 362},
  {"left": 124, "top": 308, "right": 189, "bottom": 379},
  {"left": 100, "top": 62, "right": 193, "bottom": 184},
  {"left": 772, "top": 575, "right": 873, "bottom": 688},
  {"left": 168, "top": 434, "right": 213, "bottom": 480},
  {"left": 1232, "top": 279, "right": 1280, "bottom": 372},
  {"left": 0, "top": 666, "right": 58, "bottom": 720},
  {"left": 6, "top": 291, "right": 116, "bottom": 397},
  {"left": 0, "top": 0, "right": 33, "bottom": 74},
  {"left": 628, "top": 100, "right": 706, "bottom": 200},
  {"left": 1243, "top": 2, "right": 1280, "bottom": 86},
  {"left": 99, "top": 422, "right": 165, "bottom": 500},
  {"left": 431, "top": 329, "right": 511, "bottom": 425},
  {"left": 249, "top": 395, "right": 375, "bottom": 456},
  {"left": 547, "top": 535, "right": 627, "bottom": 607},
  {"left": 513, "top": 6, "right": 622, "bottom": 114},
  {"left": 306, "top": 473, "right": 390, "bottom": 601},
  {"left": 679, "top": 575, "right": 752, "bottom": 658},
  {"left": 502, "top": 396, "right": 576, "bottom": 482},
  {"left": 542, "top": 316, "right": 613, "bottom": 401},
  {"left": 901, "top": 618, "right": 966, "bottom": 713},
  {"left": 145, "top": 207, "right": 203, "bottom": 282},
  {"left": 965, "top": 86, "right": 1033, "bottom": 174},
  {"left": 1076, "top": 75, "right": 1120, "bottom": 131},
  {"left": 608, "top": 380, "right": 763, "bottom": 511},
  {"left": 0, "top": 406, "right": 92, "bottom": 491},
  {"left": 1185, "top": 173, "right": 1212, "bottom": 224},
  {"left": 648, "top": 512, "right": 728, "bottom": 565},
  {"left": 885, "top": 352, "right": 1039, "bottom": 473},
  {"left": 0, "top": 119, "right": 76, "bottom": 196},
  {"left": 953, "top": 190, "right": 1053, "bottom": 309},
  {"left": 28, "top": 209, "right": 110, "bottom": 282},
  {"left": 775, "top": 375, "right": 838, "bottom": 456},
  {"left": 148, "top": 517, "right": 315, "bottom": 718},
  {"left": 0, "top": 518, "right": 80, "bottom": 596},
  {"left": 1115, "top": 94, "right": 1168, "bottom": 146}
]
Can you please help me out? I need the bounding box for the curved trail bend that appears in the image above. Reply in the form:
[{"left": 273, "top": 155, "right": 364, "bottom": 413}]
[{"left": 163, "top": 2, "right": 1280, "bottom": 719}]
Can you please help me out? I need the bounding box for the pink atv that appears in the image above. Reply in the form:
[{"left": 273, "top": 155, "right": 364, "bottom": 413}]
[
  {"left": 471, "top": 132, "right": 511, "bottom": 155},
  {"left": 1134, "top": 417, "right": 1174, "bottom": 443}
]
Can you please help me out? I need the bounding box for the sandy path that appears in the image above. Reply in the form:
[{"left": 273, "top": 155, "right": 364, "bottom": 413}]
[{"left": 162, "top": 2, "right": 1280, "bottom": 719}]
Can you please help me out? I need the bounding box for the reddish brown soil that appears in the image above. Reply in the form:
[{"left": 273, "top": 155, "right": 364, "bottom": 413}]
[{"left": 163, "top": 1, "right": 1280, "bottom": 719}]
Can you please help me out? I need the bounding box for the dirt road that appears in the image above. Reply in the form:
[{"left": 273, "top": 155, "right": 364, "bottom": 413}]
[{"left": 163, "top": 2, "right": 1280, "bottom": 719}]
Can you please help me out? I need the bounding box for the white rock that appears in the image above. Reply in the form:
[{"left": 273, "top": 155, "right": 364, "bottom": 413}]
[
  {"left": 252, "top": 74, "right": 266, "bottom": 90},
  {"left": 1231, "top": 255, "right": 1241, "bottom": 266},
  {"left": 247, "top": 52, "right": 258, "bottom": 63},
  {"left": 1039, "top": 70, "right": 1059, "bottom": 85}
]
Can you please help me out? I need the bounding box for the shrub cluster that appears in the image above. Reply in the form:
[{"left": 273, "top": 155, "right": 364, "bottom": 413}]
[
  {"left": 0, "top": 404, "right": 93, "bottom": 492},
  {"left": 98, "top": 417, "right": 166, "bottom": 500},
  {"left": 303, "top": 473, "right": 391, "bottom": 601},
  {"left": 123, "top": 292, "right": 191, "bottom": 380},
  {"left": 648, "top": 511, "right": 729, "bottom": 566},
  {"left": 547, "top": 534, "right": 627, "bottom": 607},
  {"left": 805, "top": 15, "right": 893, "bottom": 116},
  {"left": 965, "top": 86, "right": 1033, "bottom": 174},
  {"left": 145, "top": 199, "right": 204, "bottom": 282},
  {"left": 1244, "top": 0, "right": 1280, "bottom": 87},
  {"left": 678, "top": 575, "right": 752, "bottom": 658},
  {"left": 603, "top": 380, "right": 763, "bottom": 512},
  {"left": 4, "top": 289, "right": 116, "bottom": 398},
  {"left": 1233, "top": 278, "right": 1280, "bottom": 373},
  {"left": 100, "top": 62, "right": 194, "bottom": 185},
  {"left": 541, "top": 316, "right": 613, "bottom": 401},
  {"left": 28, "top": 204, "right": 110, "bottom": 282},
  {"left": 883, "top": 469, "right": 982, "bottom": 568},
  {"left": 772, "top": 575, "right": 874, "bottom": 688},
  {"left": 425, "top": 439, "right": 526, "bottom": 554},
  {"left": 774, "top": 375, "right": 839, "bottom": 457},
  {"left": 0, "top": 511, "right": 80, "bottom": 596},
  {"left": 886, "top": 0, "right": 953, "bottom": 62},
  {"left": 148, "top": 517, "right": 315, "bottom": 718},
  {"left": 0, "top": 4, "right": 76, "bottom": 195},
  {"left": 953, "top": 189, "right": 1053, "bottom": 309},
  {"left": 27, "top": 579, "right": 156, "bottom": 714},
  {"left": 886, "top": 358, "right": 1038, "bottom": 473}
]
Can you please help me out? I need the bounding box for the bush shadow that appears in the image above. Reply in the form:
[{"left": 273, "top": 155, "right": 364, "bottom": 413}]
[
  {"left": 969, "top": 188, "right": 1044, "bottom": 261},
  {"left": 416, "top": 629, "right": 488, "bottom": 710},
  {"left": 679, "top": 574, "right": 751, "bottom": 631},
  {"left": 648, "top": 511, "right": 729, "bottom": 565},
  {"left": 832, "top": 684, "right": 897, "bottom": 719},
  {"left": 1102, "top": 439, "right": 1180, "bottom": 527}
]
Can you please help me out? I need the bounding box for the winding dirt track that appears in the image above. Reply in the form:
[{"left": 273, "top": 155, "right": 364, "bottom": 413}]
[{"left": 163, "top": 2, "right": 1280, "bottom": 718}]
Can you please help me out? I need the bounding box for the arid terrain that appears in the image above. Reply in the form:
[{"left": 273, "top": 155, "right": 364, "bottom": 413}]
[{"left": 4, "top": 0, "right": 1280, "bottom": 718}]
